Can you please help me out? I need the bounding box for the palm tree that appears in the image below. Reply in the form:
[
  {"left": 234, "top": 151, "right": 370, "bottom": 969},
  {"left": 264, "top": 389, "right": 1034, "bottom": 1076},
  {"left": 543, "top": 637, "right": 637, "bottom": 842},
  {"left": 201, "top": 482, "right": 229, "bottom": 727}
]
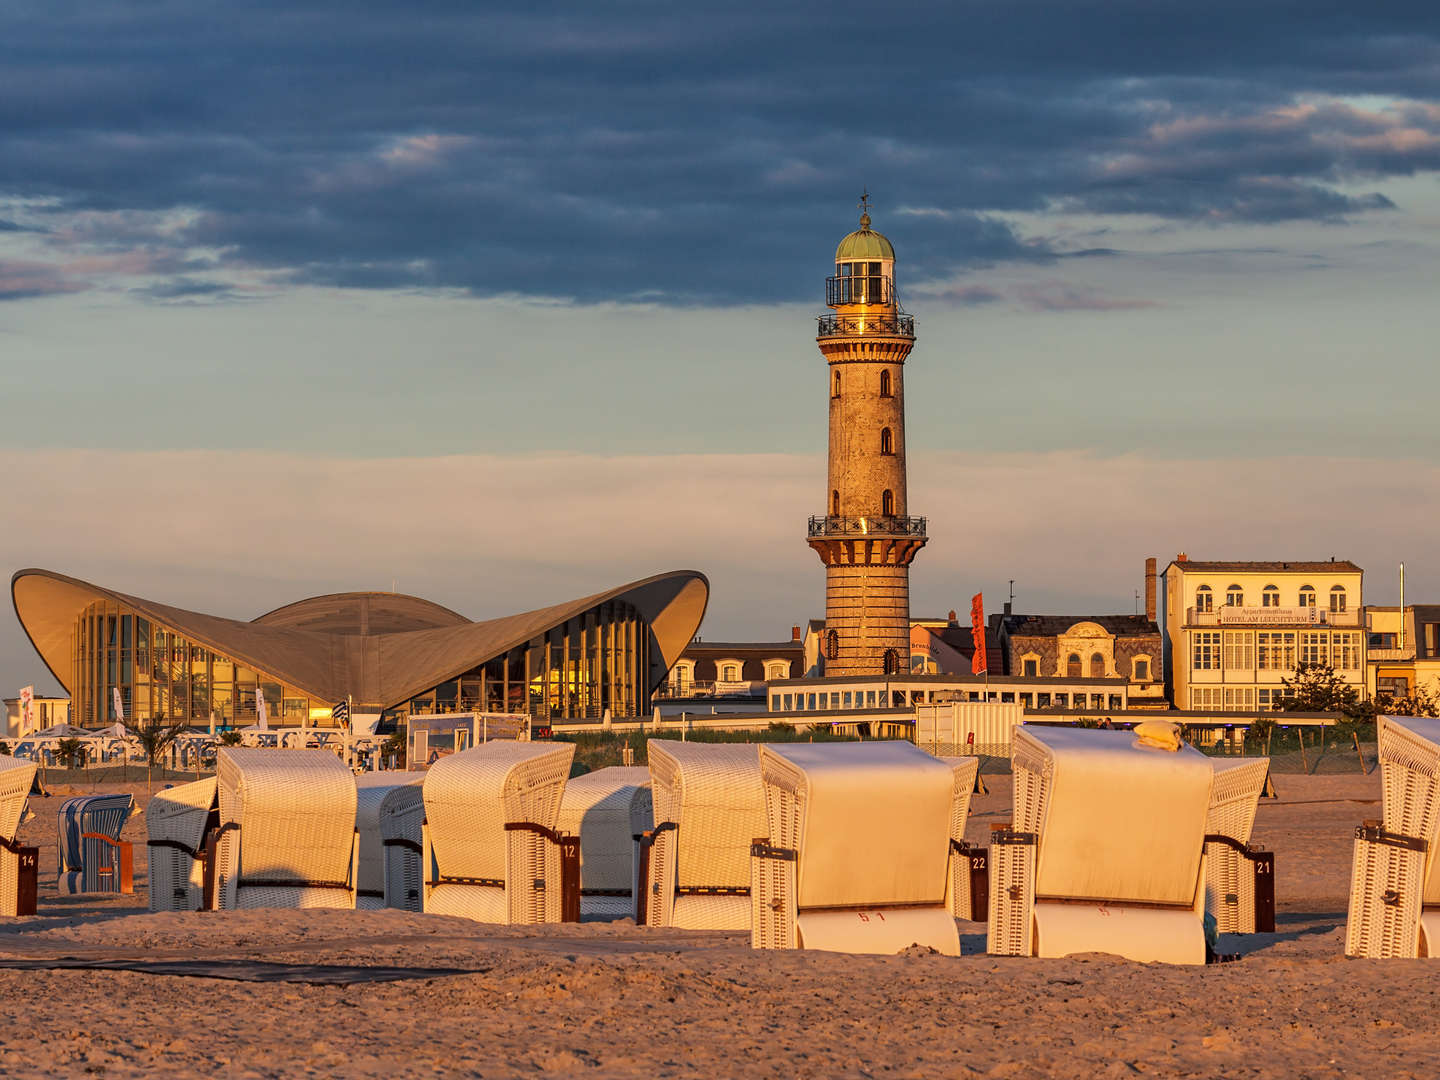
[
  {"left": 124, "top": 714, "right": 190, "bottom": 793},
  {"left": 54, "top": 737, "right": 87, "bottom": 770}
]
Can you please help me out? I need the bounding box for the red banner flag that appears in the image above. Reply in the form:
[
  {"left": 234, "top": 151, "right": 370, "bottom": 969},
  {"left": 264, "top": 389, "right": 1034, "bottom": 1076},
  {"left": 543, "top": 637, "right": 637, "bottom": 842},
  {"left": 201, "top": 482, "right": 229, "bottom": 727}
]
[{"left": 970, "top": 593, "right": 987, "bottom": 675}]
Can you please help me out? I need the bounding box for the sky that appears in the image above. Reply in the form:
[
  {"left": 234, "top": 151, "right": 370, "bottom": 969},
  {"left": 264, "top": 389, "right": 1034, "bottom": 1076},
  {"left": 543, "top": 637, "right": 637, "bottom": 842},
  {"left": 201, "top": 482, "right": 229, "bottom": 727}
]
[{"left": 3, "top": 2, "right": 1440, "bottom": 692}]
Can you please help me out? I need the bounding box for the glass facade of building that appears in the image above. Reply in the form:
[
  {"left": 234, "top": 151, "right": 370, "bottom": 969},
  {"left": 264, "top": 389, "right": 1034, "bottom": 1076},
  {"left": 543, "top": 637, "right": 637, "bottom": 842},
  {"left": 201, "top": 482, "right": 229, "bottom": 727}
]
[
  {"left": 399, "top": 598, "right": 654, "bottom": 722},
  {"left": 70, "top": 599, "right": 323, "bottom": 727}
]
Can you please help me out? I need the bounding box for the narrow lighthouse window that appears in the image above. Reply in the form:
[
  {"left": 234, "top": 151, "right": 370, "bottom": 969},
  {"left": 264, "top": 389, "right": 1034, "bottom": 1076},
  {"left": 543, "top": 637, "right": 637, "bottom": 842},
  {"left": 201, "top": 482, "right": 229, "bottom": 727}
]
[{"left": 880, "top": 427, "right": 893, "bottom": 455}]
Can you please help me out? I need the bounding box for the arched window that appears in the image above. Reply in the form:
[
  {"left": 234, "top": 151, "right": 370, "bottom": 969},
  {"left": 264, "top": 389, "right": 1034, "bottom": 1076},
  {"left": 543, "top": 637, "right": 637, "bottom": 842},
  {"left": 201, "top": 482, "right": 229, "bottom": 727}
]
[
  {"left": 881, "top": 489, "right": 893, "bottom": 516},
  {"left": 1066, "top": 653, "right": 1082, "bottom": 678},
  {"left": 883, "top": 648, "right": 900, "bottom": 675},
  {"left": 833, "top": 371, "right": 841, "bottom": 397},
  {"left": 1262, "top": 584, "right": 1280, "bottom": 608},
  {"left": 825, "top": 630, "right": 839, "bottom": 660},
  {"left": 1195, "top": 585, "right": 1213, "bottom": 614},
  {"left": 1090, "top": 653, "right": 1105, "bottom": 678},
  {"left": 880, "top": 427, "right": 893, "bottom": 455},
  {"left": 764, "top": 661, "right": 790, "bottom": 681},
  {"left": 831, "top": 490, "right": 840, "bottom": 517},
  {"left": 721, "top": 664, "right": 740, "bottom": 681},
  {"left": 1330, "top": 585, "right": 1347, "bottom": 613},
  {"left": 1298, "top": 585, "right": 1316, "bottom": 608},
  {"left": 879, "top": 369, "right": 892, "bottom": 397},
  {"left": 1226, "top": 585, "right": 1244, "bottom": 607}
]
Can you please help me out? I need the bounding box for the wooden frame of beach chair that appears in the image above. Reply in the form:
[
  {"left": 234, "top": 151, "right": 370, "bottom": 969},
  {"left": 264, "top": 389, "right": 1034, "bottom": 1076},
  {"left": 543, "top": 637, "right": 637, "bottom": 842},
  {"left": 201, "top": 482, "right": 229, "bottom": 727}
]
[
  {"left": 1205, "top": 758, "right": 1274, "bottom": 935},
  {"left": 146, "top": 777, "right": 219, "bottom": 912},
  {"left": 988, "top": 726, "right": 1214, "bottom": 965},
  {"left": 1345, "top": 715, "right": 1440, "bottom": 959},
  {"left": 638, "top": 741, "right": 766, "bottom": 931},
  {"left": 556, "top": 766, "right": 652, "bottom": 920},
  {"left": 750, "top": 742, "right": 973, "bottom": 954},
  {"left": 212, "top": 748, "right": 359, "bottom": 910},
  {"left": 57, "top": 793, "right": 135, "bottom": 895},
  {"left": 0, "top": 755, "right": 39, "bottom": 917},
  {"left": 420, "top": 742, "right": 577, "bottom": 924},
  {"left": 354, "top": 774, "right": 425, "bottom": 911}
]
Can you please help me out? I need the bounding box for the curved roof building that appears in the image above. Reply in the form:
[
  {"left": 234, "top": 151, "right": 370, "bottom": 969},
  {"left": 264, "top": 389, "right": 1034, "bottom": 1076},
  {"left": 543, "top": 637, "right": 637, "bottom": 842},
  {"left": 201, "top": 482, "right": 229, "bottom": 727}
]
[{"left": 12, "top": 568, "right": 709, "bottom": 727}]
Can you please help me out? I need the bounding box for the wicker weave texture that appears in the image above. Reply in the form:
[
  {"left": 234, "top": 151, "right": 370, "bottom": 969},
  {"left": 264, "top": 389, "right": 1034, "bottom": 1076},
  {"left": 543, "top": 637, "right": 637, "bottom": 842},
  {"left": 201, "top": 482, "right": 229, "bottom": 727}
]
[
  {"left": 647, "top": 742, "right": 764, "bottom": 891},
  {"left": 1378, "top": 717, "right": 1440, "bottom": 905},
  {"left": 1204, "top": 758, "right": 1269, "bottom": 934},
  {"left": 0, "top": 755, "right": 37, "bottom": 843},
  {"left": 988, "top": 837, "right": 1035, "bottom": 956},
  {"left": 556, "top": 766, "right": 651, "bottom": 894},
  {"left": 354, "top": 775, "right": 424, "bottom": 909},
  {"left": 216, "top": 748, "right": 357, "bottom": 910},
  {"left": 146, "top": 777, "right": 217, "bottom": 912},
  {"left": 1346, "top": 834, "right": 1424, "bottom": 958},
  {"left": 941, "top": 756, "right": 981, "bottom": 919}
]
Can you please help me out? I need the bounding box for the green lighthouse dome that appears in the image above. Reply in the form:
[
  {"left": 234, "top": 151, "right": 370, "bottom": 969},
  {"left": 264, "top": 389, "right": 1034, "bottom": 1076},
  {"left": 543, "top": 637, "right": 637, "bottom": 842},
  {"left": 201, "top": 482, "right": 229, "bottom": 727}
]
[{"left": 834, "top": 211, "right": 895, "bottom": 261}]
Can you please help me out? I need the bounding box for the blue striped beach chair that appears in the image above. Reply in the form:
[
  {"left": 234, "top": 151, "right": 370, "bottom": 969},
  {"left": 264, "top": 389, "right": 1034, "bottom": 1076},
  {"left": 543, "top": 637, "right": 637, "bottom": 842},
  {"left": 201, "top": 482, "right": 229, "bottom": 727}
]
[{"left": 57, "top": 793, "right": 135, "bottom": 894}]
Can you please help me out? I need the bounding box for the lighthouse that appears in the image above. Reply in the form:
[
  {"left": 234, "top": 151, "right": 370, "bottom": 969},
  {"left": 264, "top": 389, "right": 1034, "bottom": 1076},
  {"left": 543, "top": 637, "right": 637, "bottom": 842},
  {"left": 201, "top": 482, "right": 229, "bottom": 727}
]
[{"left": 807, "top": 196, "right": 926, "bottom": 677}]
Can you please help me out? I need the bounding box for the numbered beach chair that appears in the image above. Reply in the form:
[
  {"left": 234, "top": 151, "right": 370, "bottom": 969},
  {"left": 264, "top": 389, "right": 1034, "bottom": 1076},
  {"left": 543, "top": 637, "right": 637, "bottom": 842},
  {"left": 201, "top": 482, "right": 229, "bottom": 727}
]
[
  {"left": 1346, "top": 715, "right": 1440, "bottom": 958},
  {"left": 750, "top": 742, "right": 976, "bottom": 954},
  {"left": 421, "top": 741, "right": 577, "bottom": 923},
  {"left": 146, "top": 777, "right": 219, "bottom": 912},
  {"left": 0, "top": 755, "right": 39, "bottom": 916},
  {"left": 640, "top": 741, "right": 766, "bottom": 931},
  {"left": 213, "top": 748, "right": 359, "bottom": 910},
  {"left": 556, "top": 766, "right": 652, "bottom": 920},
  {"left": 989, "top": 723, "right": 1214, "bottom": 965},
  {"left": 57, "top": 793, "right": 134, "bottom": 895},
  {"left": 1205, "top": 757, "right": 1274, "bottom": 935},
  {"left": 940, "top": 755, "right": 986, "bottom": 920},
  {"left": 354, "top": 773, "right": 425, "bottom": 911}
]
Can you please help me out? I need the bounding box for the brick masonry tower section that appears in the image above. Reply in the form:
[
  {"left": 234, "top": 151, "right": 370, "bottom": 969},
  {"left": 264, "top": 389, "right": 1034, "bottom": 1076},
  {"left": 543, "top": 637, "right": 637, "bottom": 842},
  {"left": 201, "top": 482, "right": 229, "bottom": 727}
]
[{"left": 807, "top": 203, "right": 927, "bottom": 677}]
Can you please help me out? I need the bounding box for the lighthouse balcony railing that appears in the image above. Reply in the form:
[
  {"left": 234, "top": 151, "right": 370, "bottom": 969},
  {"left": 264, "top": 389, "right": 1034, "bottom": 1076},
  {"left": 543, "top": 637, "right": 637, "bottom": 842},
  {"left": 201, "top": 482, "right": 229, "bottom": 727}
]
[
  {"left": 817, "top": 312, "right": 914, "bottom": 338},
  {"left": 808, "top": 515, "right": 927, "bottom": 538}
]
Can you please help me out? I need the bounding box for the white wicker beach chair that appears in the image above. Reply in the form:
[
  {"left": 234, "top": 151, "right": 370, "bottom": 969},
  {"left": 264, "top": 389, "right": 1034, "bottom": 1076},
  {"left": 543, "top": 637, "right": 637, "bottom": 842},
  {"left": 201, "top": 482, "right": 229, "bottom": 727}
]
[
  {"left": 354, "top": 773, "right": 425, "bottom": 911},
  {"left": 1345, "top": 715, "right": 1440, "bottom": 959},
  {"left": 989, "top": 725, "right": 1214, "bottom": 965},
  {"left": 213, "top": 748, "right": 359, "bottom": 910},
  {"left": 146, "top": 777, "right": 219, "bottom": 912},
  {"left": 0, "top": 755, "right": 39, "bottom": 917},
  {"left": 1204, "top": 757, "right": 1273, "bottom": 935},
  {"left": 751, "top": 742, "right": 971, "bottom": 954},
  {"left": 641, "top": 741, "right": 766, "bottom": 931},
  {"left": 939, "top": 755, "right": 985, "bottom": 920},
  {"left": 556, "top": 766, "right": 652, "bottom": 920},
  {"left": 421, "top": 741, "right": 577, "bottom": 924}
]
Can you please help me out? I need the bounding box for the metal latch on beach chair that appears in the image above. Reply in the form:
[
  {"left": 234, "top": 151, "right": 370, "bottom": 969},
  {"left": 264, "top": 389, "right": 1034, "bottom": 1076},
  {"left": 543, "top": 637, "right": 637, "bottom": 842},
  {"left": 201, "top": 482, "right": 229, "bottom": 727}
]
[{"left": 987, "top": 824, "right": 1037, "bottom": 957}]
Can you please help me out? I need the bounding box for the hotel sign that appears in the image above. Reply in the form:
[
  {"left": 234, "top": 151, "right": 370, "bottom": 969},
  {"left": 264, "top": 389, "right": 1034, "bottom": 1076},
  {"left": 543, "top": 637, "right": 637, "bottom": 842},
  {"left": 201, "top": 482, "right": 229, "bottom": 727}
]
[{"left": 1218, "top": 606, "right": 1322, "bottom": 627}]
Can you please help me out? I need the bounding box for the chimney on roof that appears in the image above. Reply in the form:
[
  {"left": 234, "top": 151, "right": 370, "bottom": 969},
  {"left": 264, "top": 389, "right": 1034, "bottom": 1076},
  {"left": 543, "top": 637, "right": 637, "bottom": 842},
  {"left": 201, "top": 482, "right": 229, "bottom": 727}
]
[
  {"left": 791, "top": 625, "right": 801, "bottom": 642},
  {"left": 947, "top": 609, "right": 958, "bottom": 624},
  {"left": 1145, "top": 557, "right": 1157, "bottom": 622},
  {"left": 1003, "top": 602, "right": 1012, "bottom": 616},
  {"left": 1176, "top": 552, "right": 1188, "bottom": 563}
]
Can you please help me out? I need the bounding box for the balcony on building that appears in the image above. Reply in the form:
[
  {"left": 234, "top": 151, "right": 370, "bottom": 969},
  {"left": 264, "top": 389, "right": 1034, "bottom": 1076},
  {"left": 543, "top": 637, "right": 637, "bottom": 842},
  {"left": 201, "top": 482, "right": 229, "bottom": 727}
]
[
  {"left": 1185, "top": 604, "right": 1362, "bottom": 627},
  {"left": 808, "top": 514, "right": 927, "bottom": 539}
]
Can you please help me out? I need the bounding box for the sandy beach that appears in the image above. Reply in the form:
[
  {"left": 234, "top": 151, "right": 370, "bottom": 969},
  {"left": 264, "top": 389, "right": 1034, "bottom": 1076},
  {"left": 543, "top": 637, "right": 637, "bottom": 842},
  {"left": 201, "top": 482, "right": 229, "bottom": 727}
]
[{"left": 0, "top": 770, "right": 1431, "bottom": 1079}]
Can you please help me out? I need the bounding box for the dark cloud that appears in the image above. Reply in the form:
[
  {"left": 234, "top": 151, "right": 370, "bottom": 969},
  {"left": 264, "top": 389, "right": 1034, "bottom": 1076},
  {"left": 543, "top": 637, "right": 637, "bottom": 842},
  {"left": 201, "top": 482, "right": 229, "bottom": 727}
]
[
  {"left": 135, "top": 278, "right": 247, "bottom": 302},
  {"left": 0, "top": 2, "right": 1436, "bottom": 304}
]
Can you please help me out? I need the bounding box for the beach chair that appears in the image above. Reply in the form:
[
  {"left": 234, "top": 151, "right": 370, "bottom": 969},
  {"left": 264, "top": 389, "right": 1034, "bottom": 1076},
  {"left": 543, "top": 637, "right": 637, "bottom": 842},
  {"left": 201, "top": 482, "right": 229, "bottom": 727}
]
[
  {"left": 421, "top": 742, "right": 577, "bottom": 924},
  {"left": 0, "top": 755, "right": 39, "bottom": 916},
  {"left": 750, "top": 742, "right": 974, "bottom": 954},
  {"left": 989, "top": 724, "right": 1214, "bottom": 965},
  {"left": 213, "top": 748, "right": 359, "bottom": 910},
  {"left": 1205, "top": 758, "right": 1274, "bottom": 935},
  {"left": 354, "top": 773, "right": 425, "bottom": 911},
  {"left": 940, "top": 755, "right": 986, "bottom": 920},
  {"left": 1345, "top": 715, "right": 1440, "bottom": 959},
  {"left": 640, "top": 741, "right": 766, "bottom": 931},
  {"left": 556, "top": 766, "right": 652, "bottom": 920},
  {"left": 146, "top": 777, "right": 219, "bottom": 912},
  {"left": 57, "top": 793, "right": 134, "bottom": 895}
]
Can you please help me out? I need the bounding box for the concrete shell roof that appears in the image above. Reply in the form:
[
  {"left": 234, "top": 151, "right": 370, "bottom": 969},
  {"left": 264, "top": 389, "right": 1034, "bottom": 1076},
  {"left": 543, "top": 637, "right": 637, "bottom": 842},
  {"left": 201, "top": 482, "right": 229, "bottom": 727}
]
[{"left": 11, "top": 568, "right": 709, "bottom": 709}]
